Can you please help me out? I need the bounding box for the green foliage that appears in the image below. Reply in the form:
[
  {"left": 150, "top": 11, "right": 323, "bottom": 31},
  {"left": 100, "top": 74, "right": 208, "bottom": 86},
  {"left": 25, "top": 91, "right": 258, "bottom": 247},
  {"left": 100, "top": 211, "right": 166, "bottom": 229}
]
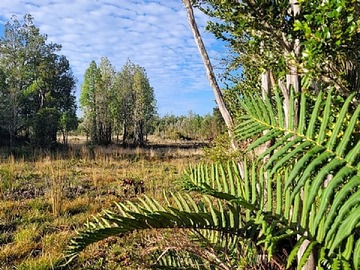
[
  {"left": 236, "top": 89, "right": 360, "bottom": 268},
  {"left": 66, "top": 90, "right": 360, "bottom": 269},
  {"left": 0, "top": 14, "right": 77, "bottom": 147},
  {"left": 198, "top": 0, "right": 291, "bottom": 83},
  {"left": 196, "top": 0, "right": 360, "bottom": 97},
  {"left": 81, "top": 58, "right": 157, "bottom": 146},
  {"left": 80, "top": 60, "right": 103, "bottom": 144},
  {"left": 203, "top": 133, "right": 239, "bottom": 163},
  {"left": 294, "top": 0, "right": 360, "bottom": 91},
  {"left": 32, "top": 108, "right": 60, "bottom": 148},
  {"left": 114, "top": 59, "right": 157, "bottom": 146}
]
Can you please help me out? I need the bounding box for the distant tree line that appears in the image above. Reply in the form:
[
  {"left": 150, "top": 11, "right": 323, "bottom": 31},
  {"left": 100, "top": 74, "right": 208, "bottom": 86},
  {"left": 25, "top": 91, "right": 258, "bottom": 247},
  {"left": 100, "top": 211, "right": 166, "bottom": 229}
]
[
  {"left": 77, "top": 108, "right": 225, "bottom": 144},
  {"left": 152, "top": 108, "right": 226, "bottom": 141},
  {"left": 0, "top": 14, "right": 77, "bottom": 148},
  {"left": 79, "top": 59, "right": 157, "bottom": 146},
  {"left": 78, "top": 58, "right": 225, "bottom": 145}
]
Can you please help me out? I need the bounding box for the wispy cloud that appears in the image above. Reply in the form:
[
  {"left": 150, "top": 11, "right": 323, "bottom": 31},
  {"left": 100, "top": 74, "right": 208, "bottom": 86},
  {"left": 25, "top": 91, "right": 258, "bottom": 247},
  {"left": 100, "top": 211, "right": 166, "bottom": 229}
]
[{"left": 0, "top": 0, "right": 225, "bottom": 115}]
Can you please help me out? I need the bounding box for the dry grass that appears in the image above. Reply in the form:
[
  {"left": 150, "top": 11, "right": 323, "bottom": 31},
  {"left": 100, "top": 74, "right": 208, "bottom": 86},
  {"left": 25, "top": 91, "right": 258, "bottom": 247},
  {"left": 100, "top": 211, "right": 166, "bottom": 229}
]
[{"left": 0, "top": 138, "right": 206, "bottom": 269}]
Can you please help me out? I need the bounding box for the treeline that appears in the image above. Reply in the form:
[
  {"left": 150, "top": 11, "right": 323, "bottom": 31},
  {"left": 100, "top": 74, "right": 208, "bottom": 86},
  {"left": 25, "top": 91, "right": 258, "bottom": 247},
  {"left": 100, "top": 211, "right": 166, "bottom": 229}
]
[
  {"left": 78, "top": 59, "right": 226, "bottom": 146},
  {"left": 77, "top": 108, "right": 225, "bottom": 144},
  {"left": 79, "top": 59, "right": 156, "bottom": 146},
  {"left": 152, "top": 109, "right": 225, "bottom": 141},
  {"left": 0, "top": 14, "right": 225, "bottom": 149},
  {"left": 0, "top": 15, "right": 77, "bottom": 148}
]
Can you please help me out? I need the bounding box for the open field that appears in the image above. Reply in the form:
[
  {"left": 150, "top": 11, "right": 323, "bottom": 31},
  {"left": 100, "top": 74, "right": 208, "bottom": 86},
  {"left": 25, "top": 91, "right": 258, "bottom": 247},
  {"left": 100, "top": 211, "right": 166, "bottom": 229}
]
[{"left": 0, "top": 138, "right": 207, "bottom": 269}]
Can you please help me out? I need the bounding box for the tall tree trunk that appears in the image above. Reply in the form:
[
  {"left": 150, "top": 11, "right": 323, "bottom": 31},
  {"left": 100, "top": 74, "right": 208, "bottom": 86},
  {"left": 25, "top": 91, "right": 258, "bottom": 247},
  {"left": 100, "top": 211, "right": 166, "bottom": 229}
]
[
  {"left": 184, "top": 0, "right": 245, "bottom": 178},
  {"left": 122, "top": 122, "right": 127, "bottom": 146},
  {"left": 283, "top": 0, "right": 301, "bottom": 129},
  {"left": 183, "top": 0, "right": 234, "bottom": 130},
  {"left": 261, "top": 70, "right": 271, "bottom": 99}
]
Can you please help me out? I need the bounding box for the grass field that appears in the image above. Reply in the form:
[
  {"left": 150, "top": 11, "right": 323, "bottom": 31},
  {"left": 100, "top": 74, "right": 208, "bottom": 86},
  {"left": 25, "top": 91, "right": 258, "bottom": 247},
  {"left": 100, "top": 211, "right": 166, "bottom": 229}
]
[{"left": 0, "top": 137, "right": 207, "bottom": 269}]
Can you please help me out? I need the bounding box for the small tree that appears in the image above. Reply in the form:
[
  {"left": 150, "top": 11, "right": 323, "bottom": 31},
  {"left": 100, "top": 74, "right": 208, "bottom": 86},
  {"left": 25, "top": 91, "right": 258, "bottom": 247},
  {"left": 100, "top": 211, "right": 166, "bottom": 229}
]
[{"left": 59, "top": 110, "right": 78, "bottom": 145}]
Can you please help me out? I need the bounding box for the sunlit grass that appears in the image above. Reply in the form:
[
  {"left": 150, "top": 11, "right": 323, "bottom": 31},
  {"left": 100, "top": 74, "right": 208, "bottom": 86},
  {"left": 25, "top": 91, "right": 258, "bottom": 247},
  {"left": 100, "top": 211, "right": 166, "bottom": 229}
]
[{"left": 0, "top": 138, "right": 205, "bottom": 269}]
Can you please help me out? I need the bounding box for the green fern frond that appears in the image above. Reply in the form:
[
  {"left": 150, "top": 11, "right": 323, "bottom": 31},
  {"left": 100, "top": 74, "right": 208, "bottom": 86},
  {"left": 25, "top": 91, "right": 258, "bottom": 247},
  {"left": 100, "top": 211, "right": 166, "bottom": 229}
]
[
  {"left": 65, "top": 186, "right": 257, "bottom": 264},
  {"left": 235, "top": 89, "right": 360, "bottom": 266},
  {"left": 286, "top": 236, "right": 306, "bottom": 268},
  {"left": 152, "top": 250, "right": 206, "bottom": 270},
  {"left": 353, "top": 238, "right": 360, "bottom": 270}
]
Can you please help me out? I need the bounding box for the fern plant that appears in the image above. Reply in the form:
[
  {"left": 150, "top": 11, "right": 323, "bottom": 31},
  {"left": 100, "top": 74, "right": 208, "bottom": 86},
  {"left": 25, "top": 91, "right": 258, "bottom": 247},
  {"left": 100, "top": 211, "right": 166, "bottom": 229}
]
[
  {"left": 65, "top": 90, "right": 360, "bottom": 270},
  {"left": 236, "top": 89, "right": 360, "bottom": 269}
]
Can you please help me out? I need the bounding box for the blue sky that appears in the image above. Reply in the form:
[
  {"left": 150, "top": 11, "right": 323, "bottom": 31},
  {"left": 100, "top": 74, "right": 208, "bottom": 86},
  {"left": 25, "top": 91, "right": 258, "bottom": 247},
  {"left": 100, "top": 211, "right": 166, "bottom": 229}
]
[{"left": 0, "top": 0, "right": 228, "bottom": 116}]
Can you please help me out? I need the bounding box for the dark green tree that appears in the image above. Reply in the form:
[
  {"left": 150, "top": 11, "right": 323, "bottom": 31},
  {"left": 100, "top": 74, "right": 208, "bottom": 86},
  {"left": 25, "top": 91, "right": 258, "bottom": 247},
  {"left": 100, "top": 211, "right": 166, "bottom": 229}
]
[
  {"left": 0, "top": 14, "right": 77, "bottom": 147},
  {"left": 32, "top": 107, "right": 59, "bottom": 148}
]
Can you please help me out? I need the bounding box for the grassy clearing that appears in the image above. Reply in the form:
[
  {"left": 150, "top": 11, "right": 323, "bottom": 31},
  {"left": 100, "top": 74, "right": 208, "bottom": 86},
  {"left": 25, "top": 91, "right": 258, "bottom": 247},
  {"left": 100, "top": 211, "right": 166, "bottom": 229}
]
[{"left": 0, "top": 138, "right": 205, "bottom": 269}]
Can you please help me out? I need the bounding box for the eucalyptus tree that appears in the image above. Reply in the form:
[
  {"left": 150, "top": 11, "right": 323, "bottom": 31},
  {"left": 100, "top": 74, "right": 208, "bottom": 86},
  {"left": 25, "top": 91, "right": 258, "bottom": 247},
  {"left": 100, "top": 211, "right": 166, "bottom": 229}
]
[
  {"left": 80, "top": 60, "right": 101, "bottom": 144},
  {"left": 111, "top": 60, "right": 135, "bottom": 145},
  {"left": 112, "top": 59, "right": 156, "bottom": 146},
  {"left": 183, "top": 0, "right": 234, "bottom": 131},
  {"left": 81, "top": 58, "right": 115, "bottom": 145},
  {"left": 98, "top": 57, "right": 115, "bottom": 144},
  {"left": 132, "top": 65, "right": 156, "bottom": 146},
  {"left": 29, "top": 54, "right": 77, "bottom": 147},
  {"left": 0, "top": 14, "right": 37, "bottom": 146},
  {"left": 81, "top": 58, "right": 156, "bottom": 146}
]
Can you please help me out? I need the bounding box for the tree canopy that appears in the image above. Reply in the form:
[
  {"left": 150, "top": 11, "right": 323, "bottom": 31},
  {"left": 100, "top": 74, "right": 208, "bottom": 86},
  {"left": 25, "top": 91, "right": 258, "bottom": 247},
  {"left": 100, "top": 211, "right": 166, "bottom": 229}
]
[
  {"left": 197, "top": 0, "right": 359, "bottom": 95},
  {"left": 80, "top": 58, "right": 157, "bottom": 146},
  {"left": 0, "top": 14, "right": 77, "bottom": 148}
]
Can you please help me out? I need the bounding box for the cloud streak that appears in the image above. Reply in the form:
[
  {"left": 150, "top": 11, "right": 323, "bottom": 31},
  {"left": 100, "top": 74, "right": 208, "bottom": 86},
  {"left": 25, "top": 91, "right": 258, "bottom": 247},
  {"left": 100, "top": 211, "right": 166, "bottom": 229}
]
[{"left": 0, "top": 0, "right": 225, "bottom": 116}]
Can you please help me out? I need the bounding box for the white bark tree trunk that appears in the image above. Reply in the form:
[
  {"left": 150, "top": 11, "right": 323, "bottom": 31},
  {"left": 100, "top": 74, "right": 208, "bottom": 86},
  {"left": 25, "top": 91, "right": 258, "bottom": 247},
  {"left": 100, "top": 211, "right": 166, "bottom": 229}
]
[
  {"left": 183, "top": 0, "right": 234, "bottom": 130},
  {"left": 183, "top": 0, "right": 245, "bottom": 179},
  {"left": 261, "top": 70, "right": 271, "bottom": 99}
]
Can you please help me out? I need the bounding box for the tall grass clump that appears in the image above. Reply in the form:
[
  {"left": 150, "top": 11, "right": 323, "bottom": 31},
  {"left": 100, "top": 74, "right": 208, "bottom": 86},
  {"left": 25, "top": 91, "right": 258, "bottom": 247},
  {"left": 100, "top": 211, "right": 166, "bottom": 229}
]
[
  {"left": 47, "top": 159, "right": 68, "bottom": 217},
  {"left": 0, "top": 155, "right": 16, "bottom": 196}
]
